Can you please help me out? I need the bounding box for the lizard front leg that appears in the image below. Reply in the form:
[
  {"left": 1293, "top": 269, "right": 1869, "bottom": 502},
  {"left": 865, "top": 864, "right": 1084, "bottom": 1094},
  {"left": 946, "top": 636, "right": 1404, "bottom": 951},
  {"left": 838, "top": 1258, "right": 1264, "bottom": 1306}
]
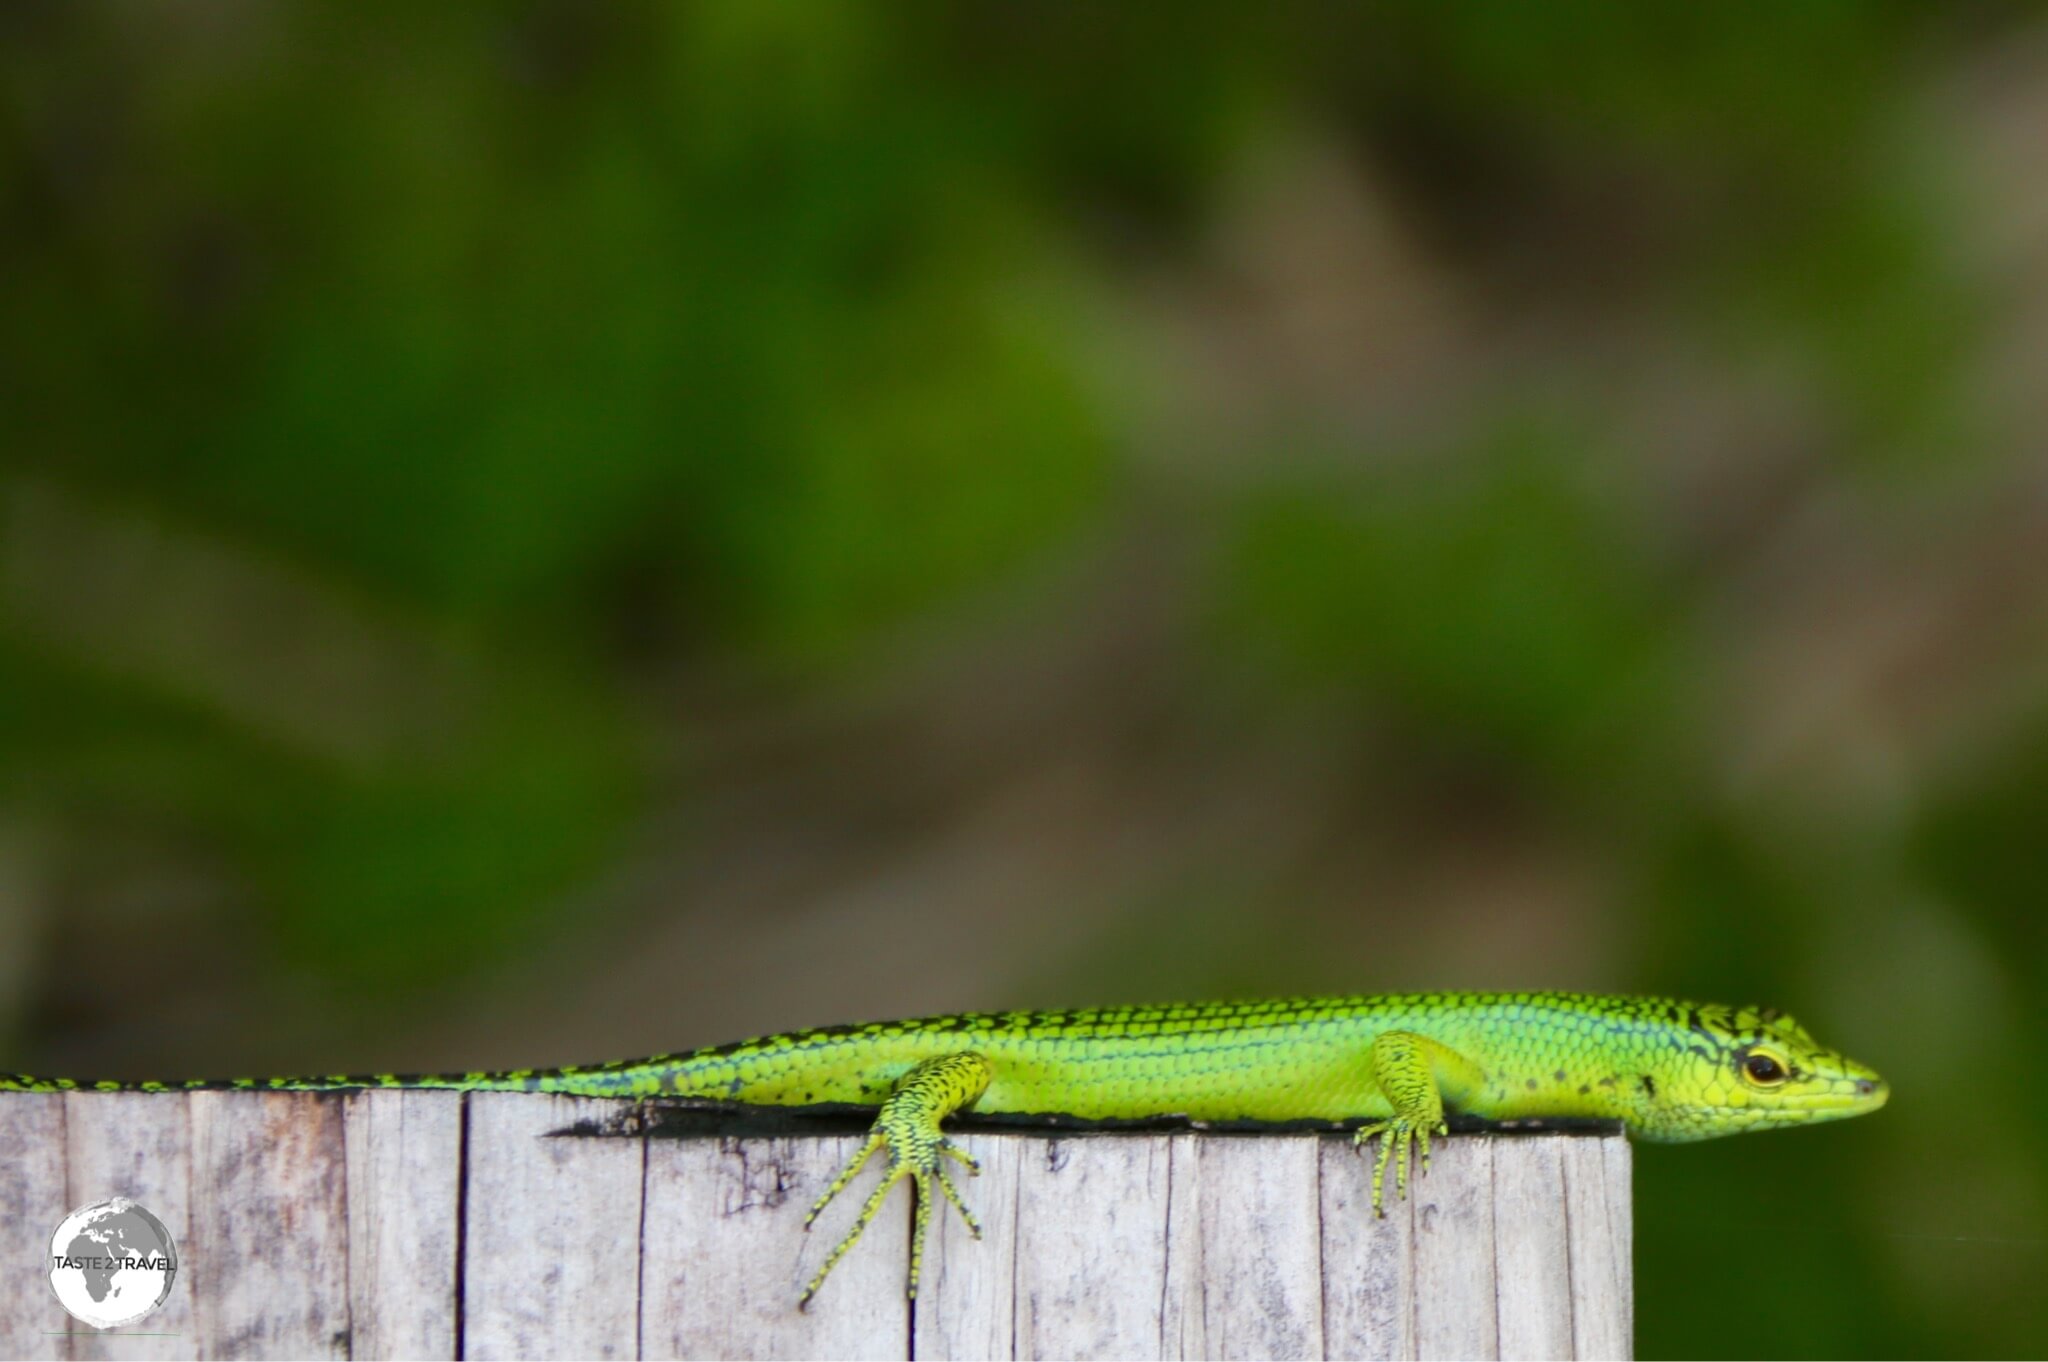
[
  {"left": 800, "top": 1051, "right": 992, "bottom": 1307},
  {"left": 1352, "top": 1030, "right": 1482, "bottom": 1214}
]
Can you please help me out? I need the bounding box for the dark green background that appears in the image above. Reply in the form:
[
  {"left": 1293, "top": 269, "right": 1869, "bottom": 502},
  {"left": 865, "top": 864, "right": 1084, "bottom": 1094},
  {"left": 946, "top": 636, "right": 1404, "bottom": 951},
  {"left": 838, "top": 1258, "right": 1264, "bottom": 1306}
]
[{"left": 4, "top": 4, "right": 2044, "bottom": 1356}]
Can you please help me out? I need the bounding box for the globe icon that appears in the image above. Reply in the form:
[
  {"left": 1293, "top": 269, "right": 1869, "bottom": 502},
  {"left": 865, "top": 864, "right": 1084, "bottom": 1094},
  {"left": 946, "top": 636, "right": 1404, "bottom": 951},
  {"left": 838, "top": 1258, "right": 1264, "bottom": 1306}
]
[{"left": 47, "top": 1198, "right": 178, "bottom": 1331}]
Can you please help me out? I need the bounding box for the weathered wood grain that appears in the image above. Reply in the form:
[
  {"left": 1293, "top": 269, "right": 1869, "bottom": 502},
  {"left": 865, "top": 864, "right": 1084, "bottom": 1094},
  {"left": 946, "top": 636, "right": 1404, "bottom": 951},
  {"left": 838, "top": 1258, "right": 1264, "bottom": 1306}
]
[
  {"left": 1182, "top": 1134, "right": 1326, "bottom": 1360},
  {"left": 460, "top": 1093, "right": 644, "bottom": 1361},
  {"left": 1318, "top": 1135, "right": 1414, "bottom": 1361},
  {"left": 1562, "top": 1135, "right": 1633, "bottom": 1360},
  {"left": 1408, "top": 1132, "right": 1498, "bottom": 1361},
  {"left": 5, "top": 1092, "right": 1634, "bottom": 1360},
  {"left": 642, "top": 1133, "right": 908, "bottom": 1360},
  {"left": 0, "top": 1093, "right": 67, "bottom": 1358},
  {"left": 187, "top": 1092, "right": 350, "bottom": 1360},
  {"left": 342, "top": 1089, "right": 461, "bottom": 1361},
  {"left": 1011, "top": 1134, "right": 1176, "bottom": 1360},
  {"left": 63, "top": 1092, "right": 196, "bottom": 1362},
  {"left": 1491, "top": 1136, "right": 1574, "bottom": 1361}
]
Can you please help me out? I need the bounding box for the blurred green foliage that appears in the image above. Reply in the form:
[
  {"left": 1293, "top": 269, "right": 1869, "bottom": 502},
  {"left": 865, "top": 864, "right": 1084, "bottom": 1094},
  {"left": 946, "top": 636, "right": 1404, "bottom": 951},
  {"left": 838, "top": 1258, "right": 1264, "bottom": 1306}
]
[
  {"left": 4, "top": 2, "right": 2044, "bottom": 1356},
  {"left": 6, "top": 2, "right": 1130, "bottom": 988},
  {"left": 1224, "top": 420, "right": 1682, "bottom": 790}
]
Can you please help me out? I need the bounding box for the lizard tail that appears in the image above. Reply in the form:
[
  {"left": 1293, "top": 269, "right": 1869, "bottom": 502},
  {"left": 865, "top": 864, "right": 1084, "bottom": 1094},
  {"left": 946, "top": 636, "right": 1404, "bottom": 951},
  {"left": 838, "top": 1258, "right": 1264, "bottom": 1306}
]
[
  {"left": 0, "top": 1054, "right": 702, "bottom": 1096},
  {"left": 0, "top": 1068, "right": 559, "bottom": 1095}
]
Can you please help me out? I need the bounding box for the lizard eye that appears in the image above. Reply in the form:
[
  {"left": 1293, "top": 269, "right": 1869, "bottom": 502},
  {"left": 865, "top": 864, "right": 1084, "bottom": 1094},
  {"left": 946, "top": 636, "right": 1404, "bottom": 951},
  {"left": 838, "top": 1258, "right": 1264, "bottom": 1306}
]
[{"left": 1742, "top": 1052, "right": 1787, "bottom": 1086}]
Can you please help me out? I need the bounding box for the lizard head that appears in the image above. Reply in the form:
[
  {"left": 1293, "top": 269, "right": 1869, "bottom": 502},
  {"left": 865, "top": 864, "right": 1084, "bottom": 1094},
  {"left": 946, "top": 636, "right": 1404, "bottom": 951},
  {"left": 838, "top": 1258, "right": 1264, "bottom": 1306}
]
[{"left": 1627, "top": 1001, "right": 1888, "bottom": 1143}]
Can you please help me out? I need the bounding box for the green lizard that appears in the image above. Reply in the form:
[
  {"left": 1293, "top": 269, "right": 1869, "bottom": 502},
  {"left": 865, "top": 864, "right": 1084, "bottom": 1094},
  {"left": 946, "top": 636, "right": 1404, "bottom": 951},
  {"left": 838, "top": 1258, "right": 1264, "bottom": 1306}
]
[{"left": 2, "top": 991, "right": 1886, "bottom": 1306}]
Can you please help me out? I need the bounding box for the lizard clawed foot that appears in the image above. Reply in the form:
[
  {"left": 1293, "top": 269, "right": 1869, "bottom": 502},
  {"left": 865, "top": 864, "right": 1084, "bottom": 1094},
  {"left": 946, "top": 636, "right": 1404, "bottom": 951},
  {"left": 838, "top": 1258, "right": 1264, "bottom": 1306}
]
[
  {"left": 799, "top": 1127, "right": 984, "bottom": 1308},
  {"left": 798, "top": 1054, "right": 992, "bottom": 1308},
  {"left": 1352, "top": 1115, "right": 1449, "bottom": 1215},
  {"left": 940, "top": 1138, "right": 981, "bottom": 1177}
]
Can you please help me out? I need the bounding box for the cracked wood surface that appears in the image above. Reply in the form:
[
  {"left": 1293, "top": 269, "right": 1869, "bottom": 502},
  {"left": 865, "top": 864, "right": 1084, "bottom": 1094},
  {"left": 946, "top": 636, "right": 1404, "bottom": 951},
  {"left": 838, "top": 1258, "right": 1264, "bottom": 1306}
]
[{"left": 0, "top": 1093, "right": 1631, "bottom": 1360}]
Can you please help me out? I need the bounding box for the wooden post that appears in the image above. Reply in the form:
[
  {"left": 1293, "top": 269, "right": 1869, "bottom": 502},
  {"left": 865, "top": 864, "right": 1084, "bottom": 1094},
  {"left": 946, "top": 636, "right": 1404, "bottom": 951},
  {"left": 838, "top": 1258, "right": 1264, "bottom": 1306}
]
[{"left": 1, "top": 1092, "right": 1631, "bottom": 1360}]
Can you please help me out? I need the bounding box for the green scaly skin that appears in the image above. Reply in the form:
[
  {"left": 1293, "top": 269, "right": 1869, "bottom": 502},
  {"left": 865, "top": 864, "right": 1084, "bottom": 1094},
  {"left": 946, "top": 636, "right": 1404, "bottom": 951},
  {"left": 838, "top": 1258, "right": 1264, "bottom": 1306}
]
[{"left": 1, "top": 991, "right": 1888, "bottom": 1306}]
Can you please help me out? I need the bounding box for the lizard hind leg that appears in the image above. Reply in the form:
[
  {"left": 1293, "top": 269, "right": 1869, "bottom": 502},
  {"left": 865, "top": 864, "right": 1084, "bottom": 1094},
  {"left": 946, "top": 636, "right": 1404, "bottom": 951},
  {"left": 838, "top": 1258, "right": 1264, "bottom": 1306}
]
[{"left": 798, "top": 1051, "right": 994, "bottom": 1308}]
